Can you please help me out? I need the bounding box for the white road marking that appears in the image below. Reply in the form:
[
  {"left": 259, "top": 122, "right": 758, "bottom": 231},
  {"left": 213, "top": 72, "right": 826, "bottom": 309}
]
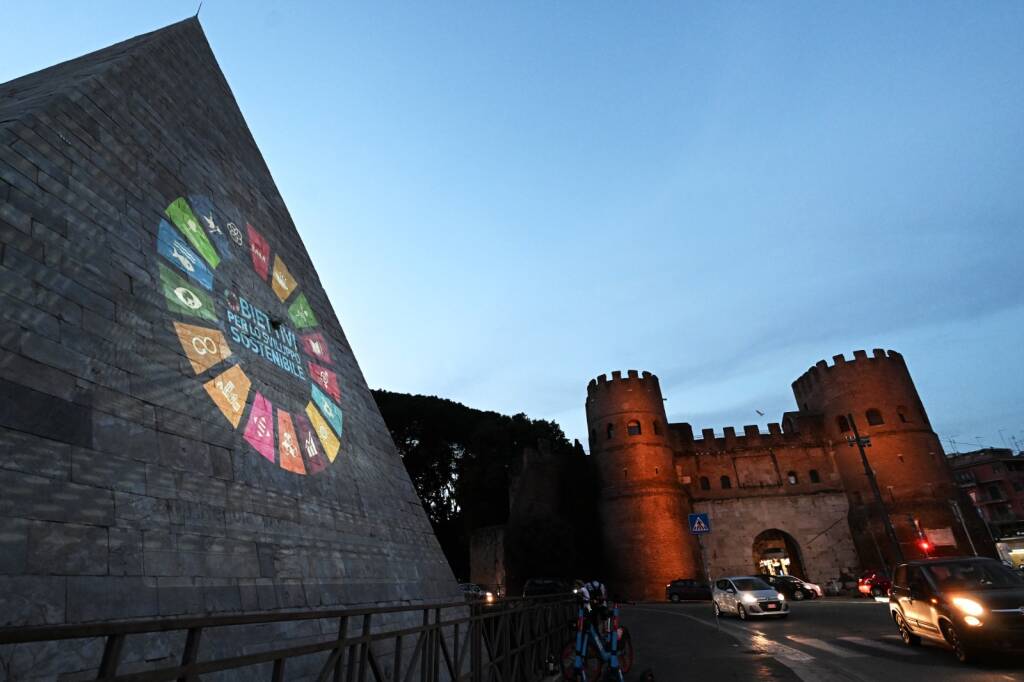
[
  {"left": 629, "top": 606, "right": 866, "bottom": 682},
  {"left": 836, "top": 636, "right": 919, "bottom": 656},
  {"left": 786, "top": 635, "right": 864, "bottom": 657}
]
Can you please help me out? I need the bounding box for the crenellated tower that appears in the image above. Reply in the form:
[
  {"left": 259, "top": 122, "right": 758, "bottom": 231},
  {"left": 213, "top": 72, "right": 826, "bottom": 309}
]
[
  {"left": 585, "top": 370, "right": 700, "bottom": 600},
  {"left": 792, "top": 349, "right": 992, "bottom": 564}
]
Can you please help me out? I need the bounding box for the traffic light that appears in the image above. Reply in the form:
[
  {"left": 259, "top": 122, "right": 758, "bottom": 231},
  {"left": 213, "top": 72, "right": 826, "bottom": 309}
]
[{"left": 918, "top": 539, "right": 931, "bottom": 555}]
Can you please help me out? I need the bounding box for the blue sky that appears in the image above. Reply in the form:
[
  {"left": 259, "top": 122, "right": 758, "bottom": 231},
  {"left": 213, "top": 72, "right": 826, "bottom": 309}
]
[{"left": 3, "top": 2, "right": 1023, "bottom": 452}]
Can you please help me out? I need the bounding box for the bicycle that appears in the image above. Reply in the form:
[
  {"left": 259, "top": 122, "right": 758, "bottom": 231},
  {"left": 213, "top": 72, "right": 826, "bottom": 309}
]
[{"left": 560, "top": 602, "right": 634, "bottom": 681}]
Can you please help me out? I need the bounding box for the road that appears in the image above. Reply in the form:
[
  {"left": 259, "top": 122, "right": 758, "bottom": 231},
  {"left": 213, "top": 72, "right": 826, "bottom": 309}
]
[{"left": 619, "top": 599, "right": 1023, "bottom": 682}]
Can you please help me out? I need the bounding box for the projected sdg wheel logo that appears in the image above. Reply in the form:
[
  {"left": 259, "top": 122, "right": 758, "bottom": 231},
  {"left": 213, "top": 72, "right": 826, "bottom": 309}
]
[{"left": 153, "top": 195, "right": 343, "bottom": 475}]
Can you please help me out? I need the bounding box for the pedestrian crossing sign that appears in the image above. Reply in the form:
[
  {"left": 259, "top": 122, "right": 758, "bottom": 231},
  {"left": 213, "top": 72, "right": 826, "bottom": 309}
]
[{"left": 688, "top": 513, "right": 711, "bottom": 534}]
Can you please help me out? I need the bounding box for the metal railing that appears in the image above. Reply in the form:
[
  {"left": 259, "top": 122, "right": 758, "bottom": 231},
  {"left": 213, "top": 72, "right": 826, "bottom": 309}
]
[{"left": 0, "top": 595, "right": 575, "bottom": 682}]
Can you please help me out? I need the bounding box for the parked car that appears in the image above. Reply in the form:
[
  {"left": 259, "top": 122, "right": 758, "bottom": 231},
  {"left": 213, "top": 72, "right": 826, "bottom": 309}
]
[
  {"left": 666, "top": 578, "right": 711, "bottom": 602},
  {"left": 764, "top": 574, "right": 819, "bottom": 601},
  {"left": 459, "top": 583, "right": 495, "bottom": 604},
  {"left": 712, "top": 576, "right": 789, "bottom": 620},
  {"left": 522, "top": 578, "right": 570, "bottom": 598},
  {"left": 889, "top": 556, "right": 1024, "bottom": 662},
  {"left": 858, "top": 570, "right": 892, "bottom": 598}
]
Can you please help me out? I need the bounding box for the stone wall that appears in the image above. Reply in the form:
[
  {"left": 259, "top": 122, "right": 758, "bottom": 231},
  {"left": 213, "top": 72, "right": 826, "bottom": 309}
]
[
  {"left": 0, "top": 18, "right": 456, "bottom": 680},
  {"left": 469, "top": 525, "right": 506, "bottom": 594},
  {"left": 694, "top": 492, "right": 859, "bottom": 584}
]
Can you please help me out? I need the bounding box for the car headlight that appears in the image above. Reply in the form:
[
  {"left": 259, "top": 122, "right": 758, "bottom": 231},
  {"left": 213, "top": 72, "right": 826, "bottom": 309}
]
[
  {"left": 777, "top": 592, "right": 785, "bottom": 601},
  {"left": 951, "top": 597, "right": 984, "bottom": 617},
  {"left": 741, "top": 593, "right": 758, "bottom": 604}
]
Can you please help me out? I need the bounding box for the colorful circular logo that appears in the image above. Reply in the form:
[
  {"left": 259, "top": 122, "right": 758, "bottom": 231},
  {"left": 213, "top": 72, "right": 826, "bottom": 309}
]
[{"left": 154, "top": 195, "right": 343, "bottom": 475}]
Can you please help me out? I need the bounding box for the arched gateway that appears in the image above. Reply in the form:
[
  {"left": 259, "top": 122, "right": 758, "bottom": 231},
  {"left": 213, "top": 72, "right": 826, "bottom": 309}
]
[{"left": 753, "top": 528, "right": 806, "bottom": 578}]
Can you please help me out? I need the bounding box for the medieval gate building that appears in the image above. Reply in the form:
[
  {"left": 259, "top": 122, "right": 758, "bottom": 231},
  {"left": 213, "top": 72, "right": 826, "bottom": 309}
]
[{"left": 585, "top": 350, "right": 993, "bottom": 601}]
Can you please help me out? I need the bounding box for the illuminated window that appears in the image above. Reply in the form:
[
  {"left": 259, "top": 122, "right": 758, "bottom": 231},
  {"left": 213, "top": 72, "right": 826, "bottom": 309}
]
[
  {"left": 787, "top": 471, "right": 798, "bottom": 485},
  {"left": 699, "top": 476, "right": 710, "bottom": 491},
  {"left": 720, "top": 475, "right": 732, "bottom": 489},
  {"left": 897, "top": 406, "right": 911, "bottom": 423},
  {"left": 627, "top": 420, "right": 642, "bottom": 436},
  {"left": 809, "top": 469, "right": 820, "bottom": 483},
  {"left": 866, "top": 409, "right": 884, "bottom": 426},
  {"left": 836, "top": 415, "right": 851, "bottom": 433},
  {"left": 606, "top": 423, "right": 615, "bottom": 439}
]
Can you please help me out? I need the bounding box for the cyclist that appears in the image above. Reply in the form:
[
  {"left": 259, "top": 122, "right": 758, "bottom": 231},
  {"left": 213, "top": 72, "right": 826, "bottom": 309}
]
[
  {"left": 575, "top": 579, "right": 610, "bottom": 629},
  {"left": 568, "top": 579, "right": 630, "bottom": 680}
]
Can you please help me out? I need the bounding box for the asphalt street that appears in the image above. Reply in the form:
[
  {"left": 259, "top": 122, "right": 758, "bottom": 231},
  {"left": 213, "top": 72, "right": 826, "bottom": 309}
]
[{"left": 619, "top": 599, "right": 1024, "bottom": 682}]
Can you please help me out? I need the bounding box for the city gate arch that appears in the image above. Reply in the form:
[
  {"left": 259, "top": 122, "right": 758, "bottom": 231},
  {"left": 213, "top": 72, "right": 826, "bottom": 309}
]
[{"left": 752, "top": 528, "right": 806, "bottom": 578}]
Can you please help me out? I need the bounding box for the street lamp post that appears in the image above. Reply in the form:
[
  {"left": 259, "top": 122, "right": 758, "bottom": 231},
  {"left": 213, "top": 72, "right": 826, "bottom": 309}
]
[{"left": 847, "top": 413, "right": 905, "bottom": 571}]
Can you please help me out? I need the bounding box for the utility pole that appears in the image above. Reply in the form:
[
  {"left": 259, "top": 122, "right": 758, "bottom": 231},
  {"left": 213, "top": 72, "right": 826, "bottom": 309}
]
[
  {"left": 949, "top": 500, "right": 978, "bottom": 556},
  {"left": 847, "top": 414, "right": 905, "bottom": 569}
]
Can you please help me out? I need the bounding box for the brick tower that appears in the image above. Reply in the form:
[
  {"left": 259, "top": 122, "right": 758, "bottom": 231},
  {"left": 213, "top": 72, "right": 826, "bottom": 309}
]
[
  {"left": 792, "top": 349, "right": 992, "bottom": 565},
  {"left": 585, "top": 371, "right": 699, "bottom": 600}
]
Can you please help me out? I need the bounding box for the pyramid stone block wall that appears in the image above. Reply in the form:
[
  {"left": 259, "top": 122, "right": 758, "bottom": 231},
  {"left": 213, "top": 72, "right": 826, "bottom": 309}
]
[{"left": 0, "top": 18, "right": 456, "bottom": 668}]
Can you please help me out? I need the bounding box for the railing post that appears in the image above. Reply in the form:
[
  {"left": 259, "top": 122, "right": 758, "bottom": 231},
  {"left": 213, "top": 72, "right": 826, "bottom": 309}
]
[
  {"left": 419, "top": 609, "right": 429, "bottom": 682},
  {"left": 470, "top": 604, "right": 481, "bottom": 682},
  {"left": 453, "top": 622, "right": 460, "bottom": 681},
  {"left": 97, "top": 633, "right": 125, "bottom": 680},
  {"left": 433, "top": 608, "right": 441, "bottom": 682},
  {"left": 177, "top": 626, "right": 203, "bottom": 682},
  {"left": 394, "top": 634, "right": 403, "bottom": 682},
  {"left": 271, "top": 658, "right": 286, "bottom": 682},
  {"left": 358, "top": 613, "right": 372, "bottom": 682},
  {"left": 335, "top": 615, "right": 349, "bottom": 682},
  {"left": 502, "top": 607, "right": 510, "bottom": 682}
]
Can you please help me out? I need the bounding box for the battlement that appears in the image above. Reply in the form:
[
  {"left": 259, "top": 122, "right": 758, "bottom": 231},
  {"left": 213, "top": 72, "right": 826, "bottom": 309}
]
[
  {"left": 671, "top": 421, "right": 806, "bottom": 453},
  {"left": 587, "top": 369, "right": 660, "bottom": 395},
  {"left": 792, "top": 349, "right": 906, "bottom": 398}
]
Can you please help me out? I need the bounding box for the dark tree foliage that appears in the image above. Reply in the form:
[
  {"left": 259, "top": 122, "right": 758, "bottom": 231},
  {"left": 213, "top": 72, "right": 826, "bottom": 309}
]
[{"left": 372, "top": 390, "right": 601, "bottom": 580}]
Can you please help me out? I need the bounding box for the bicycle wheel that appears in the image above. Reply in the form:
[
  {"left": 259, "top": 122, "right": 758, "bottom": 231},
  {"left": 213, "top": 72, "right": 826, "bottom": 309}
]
[
  {"left": 615, "top": 627, "right": 635, "bottom": 674},
  {"left": 560, "top": 639, "right": 604, "bottom": 680}
]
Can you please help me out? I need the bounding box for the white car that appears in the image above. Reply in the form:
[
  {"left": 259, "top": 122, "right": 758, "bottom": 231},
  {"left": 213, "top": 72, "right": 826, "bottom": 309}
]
[{"left": 712, "top": 576, "right": 789, "bottom": 620}]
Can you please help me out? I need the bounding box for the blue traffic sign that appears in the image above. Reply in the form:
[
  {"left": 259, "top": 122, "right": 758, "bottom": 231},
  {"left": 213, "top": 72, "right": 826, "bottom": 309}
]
[{"left": 688, "top": 512, "right": 711, "bottom": 534}]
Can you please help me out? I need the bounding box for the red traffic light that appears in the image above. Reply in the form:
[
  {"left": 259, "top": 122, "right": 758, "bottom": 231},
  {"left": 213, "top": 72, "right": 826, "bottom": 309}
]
[{"left": 918, "top": 540, "right": 931, "bottom": 552}]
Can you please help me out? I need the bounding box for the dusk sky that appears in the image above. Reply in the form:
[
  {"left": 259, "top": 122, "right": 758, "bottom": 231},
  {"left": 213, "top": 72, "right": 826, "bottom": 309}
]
[{"left": 4, "top": 2, "right": 1022, "bottom": 452}]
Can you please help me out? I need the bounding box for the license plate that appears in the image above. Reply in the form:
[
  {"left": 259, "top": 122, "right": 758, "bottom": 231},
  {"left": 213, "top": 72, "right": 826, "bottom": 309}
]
[{"left": 766, "top": 603, "right": 778, "bottom": 610}]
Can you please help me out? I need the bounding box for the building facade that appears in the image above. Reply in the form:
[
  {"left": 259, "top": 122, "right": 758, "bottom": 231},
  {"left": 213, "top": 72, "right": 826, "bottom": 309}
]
[
  {"left": 585, "top": 349, "right": 993, "bottom": 600},
  {"left": 949, "top": 448, "right": 1024, "bottom": 566}
]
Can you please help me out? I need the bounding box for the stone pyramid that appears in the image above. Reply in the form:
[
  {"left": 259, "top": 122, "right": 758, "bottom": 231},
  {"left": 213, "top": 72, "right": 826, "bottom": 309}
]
[{"left": 0, "top": 16, "right": 456, "bottom": 646}]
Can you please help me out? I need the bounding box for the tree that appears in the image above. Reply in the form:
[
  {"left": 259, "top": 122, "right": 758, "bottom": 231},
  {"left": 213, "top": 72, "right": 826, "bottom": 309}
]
[{"left": 372, "top": 390, "right": 582, "bottom": 579}]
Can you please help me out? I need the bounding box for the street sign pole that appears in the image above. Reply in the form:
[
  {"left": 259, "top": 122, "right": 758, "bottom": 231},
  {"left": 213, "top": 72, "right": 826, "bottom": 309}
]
[
  {"left": 688, "top": 513, "right": 717, "bottom": 631},
  {"left": 698, "top": 533, "right": 718, "bottom": 631}
]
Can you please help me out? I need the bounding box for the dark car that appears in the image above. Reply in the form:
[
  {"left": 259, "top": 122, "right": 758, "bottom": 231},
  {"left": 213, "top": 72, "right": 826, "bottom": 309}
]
[
  {"left": 666, "top": 578, "right": 711, "bottom": 602},
  {"left": 858, "top": 570, "right": 893, "bottom": 598},
  {"left": 764, "top": 574, "right": 817, "bottom": 601},
  {"left": 889, "top": 556, "right": 1024, "bottom": 662},
  {"left": 522, "top": 578, "right": 570, "bottom": 598}
]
